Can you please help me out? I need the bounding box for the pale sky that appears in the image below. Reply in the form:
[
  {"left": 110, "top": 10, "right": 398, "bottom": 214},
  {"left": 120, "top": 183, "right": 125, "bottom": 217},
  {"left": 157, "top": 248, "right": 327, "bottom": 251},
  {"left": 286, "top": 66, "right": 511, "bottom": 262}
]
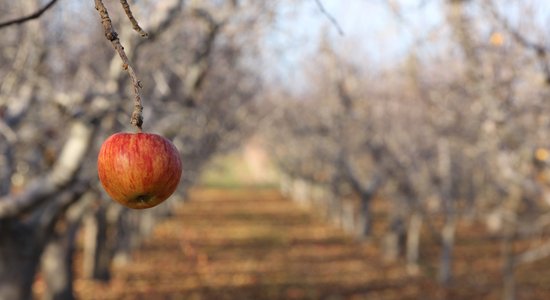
[
  {"left": 262, "top": 0, "right": 550, "bottom": 91},
  {"left": 263, "top": 0, "right": 444, "bottom": 90}
]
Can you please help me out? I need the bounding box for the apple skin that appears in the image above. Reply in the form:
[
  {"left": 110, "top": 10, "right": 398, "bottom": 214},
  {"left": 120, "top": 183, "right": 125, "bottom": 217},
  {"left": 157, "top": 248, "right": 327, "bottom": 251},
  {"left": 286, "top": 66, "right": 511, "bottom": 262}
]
[{"left": 97, "top": 132, "right": 182, "bottom": 209}]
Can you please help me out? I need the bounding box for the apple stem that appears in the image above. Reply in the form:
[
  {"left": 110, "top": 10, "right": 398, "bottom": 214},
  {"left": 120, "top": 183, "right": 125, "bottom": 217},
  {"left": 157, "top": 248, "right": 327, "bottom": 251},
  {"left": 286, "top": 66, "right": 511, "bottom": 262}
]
[{"left": 94, "top": 0, "right": 146, "bottom": 132}]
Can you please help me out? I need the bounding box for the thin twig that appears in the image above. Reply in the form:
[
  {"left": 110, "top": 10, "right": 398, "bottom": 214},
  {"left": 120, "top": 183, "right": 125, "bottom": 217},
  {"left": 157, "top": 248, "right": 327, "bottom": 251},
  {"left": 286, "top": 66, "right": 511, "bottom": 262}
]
[
  {"left": 0, "top": 0, "right": 59, "bottom": 29},
  {"left": 119, "top": 0, "right": 149, "bottom": 37},
  {"left": 314, "top": 0, "right": 344, "bottom": 36},
  {"left": 94, "top": 0, "right": 144, "bottom": 131}
]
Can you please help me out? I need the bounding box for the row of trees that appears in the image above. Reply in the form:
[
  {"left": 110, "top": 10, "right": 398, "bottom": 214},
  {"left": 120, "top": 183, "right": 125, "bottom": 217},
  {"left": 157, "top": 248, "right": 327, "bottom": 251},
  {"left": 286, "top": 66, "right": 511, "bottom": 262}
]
[
  {"left": 0, "top": 0, "right": 275, "bottom": 299},
  {"left": 262, "top": 1, "right": 550, "bottom": 299}
]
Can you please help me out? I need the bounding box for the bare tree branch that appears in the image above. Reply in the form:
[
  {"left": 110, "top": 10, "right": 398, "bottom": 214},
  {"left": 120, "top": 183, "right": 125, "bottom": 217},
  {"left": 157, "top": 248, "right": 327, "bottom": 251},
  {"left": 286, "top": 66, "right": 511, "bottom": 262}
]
[
  {"left": 0, "top": 121, "right": 95, "bottom": 219},
  {"left": 0, "top": 0, "right": 59, "bottom": 29},
  {"left": 94, "top": 0, "right": 144, "bottom": 131},
  {"left": 119, "top": 0, "right": 149, "bottom": 37},
  {"left": 314, "top": 0, "right": 344, "bottom": 36},
  {"left": 33, "top": 180, "right": 90, "bottom": 243}
]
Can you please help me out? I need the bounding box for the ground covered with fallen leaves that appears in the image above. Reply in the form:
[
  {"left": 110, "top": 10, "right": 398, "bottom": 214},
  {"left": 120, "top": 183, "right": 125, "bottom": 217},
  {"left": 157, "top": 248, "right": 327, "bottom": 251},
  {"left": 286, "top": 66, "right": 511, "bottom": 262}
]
[{"left": 72, "top": 188, "right": 550, "bottom": 299}]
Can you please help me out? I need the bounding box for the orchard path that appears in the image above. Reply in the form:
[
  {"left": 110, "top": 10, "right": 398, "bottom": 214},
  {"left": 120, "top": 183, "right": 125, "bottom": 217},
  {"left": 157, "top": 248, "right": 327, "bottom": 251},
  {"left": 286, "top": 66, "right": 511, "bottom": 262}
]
[{"left": 74, "top": 188, "right": 422, "bottom": 300}]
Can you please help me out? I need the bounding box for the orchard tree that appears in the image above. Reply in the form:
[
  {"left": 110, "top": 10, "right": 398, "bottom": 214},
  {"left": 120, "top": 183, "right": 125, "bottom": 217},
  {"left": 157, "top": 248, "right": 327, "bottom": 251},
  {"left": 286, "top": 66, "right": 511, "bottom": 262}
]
[
  {"left": 0, "top": 0, "right": 275, "bottom": 298},
  {"left": 262, "top": 1, "right": 550, "bottom": 299}
]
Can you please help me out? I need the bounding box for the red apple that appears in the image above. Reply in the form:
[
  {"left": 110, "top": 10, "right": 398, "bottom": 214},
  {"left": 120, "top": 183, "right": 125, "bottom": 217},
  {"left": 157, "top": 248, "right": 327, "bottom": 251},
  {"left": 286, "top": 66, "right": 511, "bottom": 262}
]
[{"left": 97, "top": 132, "right": 182, "bottom": 209}]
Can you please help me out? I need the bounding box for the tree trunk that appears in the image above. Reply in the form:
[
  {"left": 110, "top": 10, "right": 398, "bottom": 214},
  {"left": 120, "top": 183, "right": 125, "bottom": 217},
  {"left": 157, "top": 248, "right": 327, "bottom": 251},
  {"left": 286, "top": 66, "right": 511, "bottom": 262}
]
[
  {"left": 437, "top": 138, "right": 455, "bottom": 286},
  {"left": 41, "top": 193, "right": 92, "bottom": 300},
  {"left": 41, "top": 234, "right": 75, "bottom": 300},
  {"left": 139, "top": 211, "right": 156, "bottom": 240},
  {"left": 113, "top": 208, "right": 149, "bottom": 267},
  {"left": 406, "top": 213, "right": 423, "bottom": 274},
  {"left": 0, "top": 182, "right": 89, "bottom": 299},
  {"left": 438, "top": 217, "right": 456, "bottom": 286},
  {"left": 340, "top": 201, "right": 355, "bottom": 235},
  {"left": 82, "top": 206, "right": 111, "bottom": 281},
  {"left": 383, "top": 215, "right": 405, "bottom": 262},
  {"left": 501, "top": 224, "right": 516, "bottom": 300},
  {"left": 0, "top": 223, "right": 42, "bottom": 300},
  {"left": 382, "top": 232, "right": 399, "bottom": 262},
  {"left": 357, "top": 195, "right": 373, "bottom": 237},
  {"left": 341, "top": 157, "right": 380, "bottom": 238},
  {"left": 328, "top": 193, "right": 343, "bottom": 228}
]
